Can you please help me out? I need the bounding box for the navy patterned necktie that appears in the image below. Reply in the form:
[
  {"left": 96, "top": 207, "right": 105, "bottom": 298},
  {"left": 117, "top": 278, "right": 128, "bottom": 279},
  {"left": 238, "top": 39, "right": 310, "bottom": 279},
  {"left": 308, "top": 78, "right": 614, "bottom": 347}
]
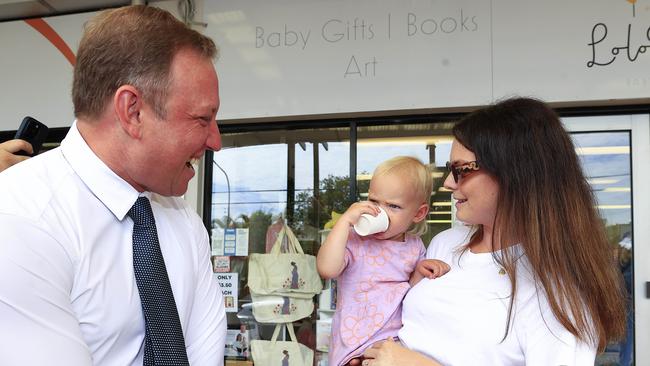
[{"left": 128, "top": 197, "right": 189, "bottom": 366}]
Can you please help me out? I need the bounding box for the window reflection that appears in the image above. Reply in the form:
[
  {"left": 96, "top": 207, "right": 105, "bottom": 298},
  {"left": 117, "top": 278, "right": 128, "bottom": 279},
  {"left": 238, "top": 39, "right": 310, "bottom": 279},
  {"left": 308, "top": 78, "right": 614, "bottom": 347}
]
[
  {"left": 210, "top": 126, "right": 351, "bottom": 362},
  {"left": 572, "top": 131, "right": 633, "bottom": 366}
]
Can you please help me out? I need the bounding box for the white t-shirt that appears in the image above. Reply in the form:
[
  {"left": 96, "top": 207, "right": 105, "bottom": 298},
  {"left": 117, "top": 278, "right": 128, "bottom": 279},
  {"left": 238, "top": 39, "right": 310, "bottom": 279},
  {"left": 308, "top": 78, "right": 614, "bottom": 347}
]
[
  {"left": 398, "top": 225, "right": 596, "bottom": 366},
  {"left": 0, "top": 123, "right": 226, "bottom": 365}
]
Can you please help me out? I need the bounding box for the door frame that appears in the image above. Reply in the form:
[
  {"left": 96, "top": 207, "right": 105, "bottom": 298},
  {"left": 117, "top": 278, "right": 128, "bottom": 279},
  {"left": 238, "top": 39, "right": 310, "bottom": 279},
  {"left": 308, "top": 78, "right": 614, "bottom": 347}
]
[{"left": 563, "top": 114, "right": 650, "bottom": 363}]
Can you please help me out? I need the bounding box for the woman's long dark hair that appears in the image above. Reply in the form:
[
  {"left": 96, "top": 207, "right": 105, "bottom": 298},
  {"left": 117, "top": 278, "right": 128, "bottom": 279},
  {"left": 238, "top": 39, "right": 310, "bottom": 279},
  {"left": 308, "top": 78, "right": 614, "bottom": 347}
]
[{"left": 453, "top": 97, "right": 626, "bottom": 349}]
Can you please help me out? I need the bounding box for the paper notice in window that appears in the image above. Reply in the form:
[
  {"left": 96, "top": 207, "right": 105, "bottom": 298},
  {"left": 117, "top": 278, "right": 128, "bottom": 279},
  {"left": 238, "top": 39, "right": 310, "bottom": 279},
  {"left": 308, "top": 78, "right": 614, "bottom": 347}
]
[
  {"left": 224, "top": 228, "right": 236, "bottom": 256},
  {"left": 212, "top": 228, "right": 225, "bottom": 256},
  {"left": 216, "top": 272, "right": 238, "bottom": 313},
  {"left": 235, "top": 228, "right": 249, "bottom": 256},
  {"left": 212, "top": 255, "right": 230, "bottom": 273}
]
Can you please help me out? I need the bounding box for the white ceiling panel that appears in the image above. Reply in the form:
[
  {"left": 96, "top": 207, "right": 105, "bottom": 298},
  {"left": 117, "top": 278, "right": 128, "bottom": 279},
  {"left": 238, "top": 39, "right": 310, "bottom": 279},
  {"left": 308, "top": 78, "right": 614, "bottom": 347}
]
[{"left": 0, "top": 0, "right": 130, "bottom": 22}]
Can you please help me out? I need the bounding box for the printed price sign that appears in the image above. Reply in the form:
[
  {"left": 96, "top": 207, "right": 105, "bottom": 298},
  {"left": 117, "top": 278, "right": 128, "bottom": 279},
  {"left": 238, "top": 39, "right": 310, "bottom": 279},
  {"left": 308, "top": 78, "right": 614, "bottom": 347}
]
[{"left": 216, "top": 272, "right": 239, "bottom": 313}]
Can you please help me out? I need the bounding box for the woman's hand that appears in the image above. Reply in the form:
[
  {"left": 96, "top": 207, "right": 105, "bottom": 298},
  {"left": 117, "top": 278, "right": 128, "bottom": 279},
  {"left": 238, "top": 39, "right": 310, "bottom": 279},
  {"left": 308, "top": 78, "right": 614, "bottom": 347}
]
[{"left": 361, "top": 338, "right": 441, "bottom": 366}]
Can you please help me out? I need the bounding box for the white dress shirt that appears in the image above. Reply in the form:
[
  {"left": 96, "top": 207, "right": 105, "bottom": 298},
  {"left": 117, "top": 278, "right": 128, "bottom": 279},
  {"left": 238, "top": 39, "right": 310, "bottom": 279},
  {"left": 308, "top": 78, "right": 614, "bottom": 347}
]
[{"left": 0, "top": 122, "right": 226, "bottom": 366}]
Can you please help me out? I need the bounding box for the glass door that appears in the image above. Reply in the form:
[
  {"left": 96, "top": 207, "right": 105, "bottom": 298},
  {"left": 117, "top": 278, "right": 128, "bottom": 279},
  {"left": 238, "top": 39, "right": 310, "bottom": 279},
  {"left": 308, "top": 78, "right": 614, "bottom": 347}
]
[
  {"left": 563, "top": 114, "right": 650, "bottom": 366},
  {"left": 207, "top": 125, "right": 352, "bottom": 364}
]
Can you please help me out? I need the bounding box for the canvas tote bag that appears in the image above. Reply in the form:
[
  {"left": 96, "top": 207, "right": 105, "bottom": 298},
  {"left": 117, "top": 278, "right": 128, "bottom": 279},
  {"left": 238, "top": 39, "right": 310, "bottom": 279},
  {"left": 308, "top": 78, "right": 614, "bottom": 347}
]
[
  {"left": 248, "top": 224, "right": 322, "bottom": 298},
  {"left": 251, "top": 323, "right": 313, "bottom": 366}
]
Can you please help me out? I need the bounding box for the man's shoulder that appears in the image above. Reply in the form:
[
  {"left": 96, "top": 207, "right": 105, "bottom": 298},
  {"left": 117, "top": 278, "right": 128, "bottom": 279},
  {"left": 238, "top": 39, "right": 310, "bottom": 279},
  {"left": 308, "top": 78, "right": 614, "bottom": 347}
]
[{"left": 0, "top": 149, "right": 70, "bottom": 219}]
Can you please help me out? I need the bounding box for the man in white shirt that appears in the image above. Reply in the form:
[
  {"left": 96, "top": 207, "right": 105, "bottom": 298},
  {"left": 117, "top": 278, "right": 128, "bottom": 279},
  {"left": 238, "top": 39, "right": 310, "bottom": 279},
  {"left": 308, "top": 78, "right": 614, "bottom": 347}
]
[{"left": 0, "top": 5, "right": 226, "bottom": 365}]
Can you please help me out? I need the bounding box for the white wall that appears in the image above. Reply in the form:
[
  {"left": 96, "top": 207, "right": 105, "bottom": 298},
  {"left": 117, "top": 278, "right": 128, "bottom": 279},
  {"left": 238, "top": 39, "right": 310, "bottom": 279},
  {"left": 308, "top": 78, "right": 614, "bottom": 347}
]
[
  {"left": 0, "top": 13, "right": 85, "bottom": 129},
  {"left": 2, "top": 0, "right": 650, "bottom": 129},
  {"left": 205, "top": 0, "right": 650, "bottom": 119},
  {"left": 0, "top": 0, "right": 183, "bottom": 131}
]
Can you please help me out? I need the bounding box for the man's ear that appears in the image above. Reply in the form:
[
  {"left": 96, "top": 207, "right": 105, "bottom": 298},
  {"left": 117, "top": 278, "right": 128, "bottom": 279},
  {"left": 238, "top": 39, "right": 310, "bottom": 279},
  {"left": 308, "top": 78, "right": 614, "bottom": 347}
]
[
  {"left": 114, "top": 85, "right": 143, "bottom": 139},
  {"left": 413, "top": 202, "right": 429, "bottom": 223}
]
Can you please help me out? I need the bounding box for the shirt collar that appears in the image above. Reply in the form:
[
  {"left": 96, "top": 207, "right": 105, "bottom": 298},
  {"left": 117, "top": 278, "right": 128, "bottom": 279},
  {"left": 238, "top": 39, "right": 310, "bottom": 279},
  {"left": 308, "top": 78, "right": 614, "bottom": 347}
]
[{"left": 61, "top": 121, "right": 144, "bottom": 221}]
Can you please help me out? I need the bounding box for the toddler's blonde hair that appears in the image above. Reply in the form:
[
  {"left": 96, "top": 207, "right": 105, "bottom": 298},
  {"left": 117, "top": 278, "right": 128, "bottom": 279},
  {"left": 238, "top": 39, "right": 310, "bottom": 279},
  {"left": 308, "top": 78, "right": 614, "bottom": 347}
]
[{"left": 372, "top": 156, "right": 433, "bottom": 236}]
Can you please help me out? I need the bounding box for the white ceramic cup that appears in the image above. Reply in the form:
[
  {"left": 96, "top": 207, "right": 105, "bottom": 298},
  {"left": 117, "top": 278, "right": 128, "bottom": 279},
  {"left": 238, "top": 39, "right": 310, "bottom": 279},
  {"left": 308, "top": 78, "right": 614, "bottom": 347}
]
[{"left": 353, "top": 206, "right": 389, "bottom": 236}]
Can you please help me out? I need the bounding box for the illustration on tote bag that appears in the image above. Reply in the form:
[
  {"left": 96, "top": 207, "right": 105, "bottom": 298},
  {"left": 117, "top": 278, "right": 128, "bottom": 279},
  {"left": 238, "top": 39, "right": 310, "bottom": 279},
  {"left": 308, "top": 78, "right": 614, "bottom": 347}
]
[
  {"left": 284, "top": 262, "right": 306, "bottom": 290},
  {"left": 276, "top": 296, "right": 297, "bottom": 316},
  {"left": 282, "top": 350, "right": 289, "bottom": 366}
]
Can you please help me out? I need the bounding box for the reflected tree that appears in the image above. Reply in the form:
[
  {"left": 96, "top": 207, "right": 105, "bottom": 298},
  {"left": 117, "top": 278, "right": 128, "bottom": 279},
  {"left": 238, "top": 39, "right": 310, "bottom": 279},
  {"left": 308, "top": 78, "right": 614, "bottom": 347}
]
[
  {"left": 211, "top": 210, "right": 272, "bottom": 254},
  {"left": 248, "top": 210, "right": 273, "bottom": 254},
  {"left": 293, "top": 174, "right": 365, "bottom": 237}
]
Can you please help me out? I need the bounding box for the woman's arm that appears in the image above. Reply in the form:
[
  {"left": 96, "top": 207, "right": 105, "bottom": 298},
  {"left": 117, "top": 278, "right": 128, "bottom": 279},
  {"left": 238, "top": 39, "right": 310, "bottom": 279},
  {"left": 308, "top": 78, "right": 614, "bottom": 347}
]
[{"left": 360, "top": 338, "right": 442, "bottom": 366}]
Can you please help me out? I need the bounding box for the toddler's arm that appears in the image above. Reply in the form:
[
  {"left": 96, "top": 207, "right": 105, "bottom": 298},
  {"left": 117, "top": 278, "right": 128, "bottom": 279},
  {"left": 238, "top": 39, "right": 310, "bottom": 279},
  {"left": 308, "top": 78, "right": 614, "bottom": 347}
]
[
  {"left": 409, "top": 259, "right": 450, "bottom": 286},
  {"left": 317, "top": 201, "right": 381, "bottom": 279}
]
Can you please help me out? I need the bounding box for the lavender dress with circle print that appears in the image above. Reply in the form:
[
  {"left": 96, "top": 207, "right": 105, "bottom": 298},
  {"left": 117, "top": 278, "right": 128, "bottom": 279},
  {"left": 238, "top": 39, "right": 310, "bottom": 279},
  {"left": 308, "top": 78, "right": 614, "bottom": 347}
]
[{"left": 329, "top": 229, "right": 425, "bottom": 366}]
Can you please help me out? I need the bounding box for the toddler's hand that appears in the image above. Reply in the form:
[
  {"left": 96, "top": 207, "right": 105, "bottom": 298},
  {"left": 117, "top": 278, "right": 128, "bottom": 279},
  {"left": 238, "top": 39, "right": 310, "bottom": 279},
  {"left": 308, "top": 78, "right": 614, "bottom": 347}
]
[
  {"left": 416, "top": 259, "right": 450, "bottom": 279},
  {"left": 340, "top": 201, "right": 381, "bottom": 227}
]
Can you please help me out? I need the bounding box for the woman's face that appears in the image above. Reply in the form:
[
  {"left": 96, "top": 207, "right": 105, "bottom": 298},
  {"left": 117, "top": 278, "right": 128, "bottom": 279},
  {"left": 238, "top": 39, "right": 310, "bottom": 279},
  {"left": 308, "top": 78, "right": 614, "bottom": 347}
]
[{"left": 444, "top": 139, "right": 500, "bottom": 228}]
